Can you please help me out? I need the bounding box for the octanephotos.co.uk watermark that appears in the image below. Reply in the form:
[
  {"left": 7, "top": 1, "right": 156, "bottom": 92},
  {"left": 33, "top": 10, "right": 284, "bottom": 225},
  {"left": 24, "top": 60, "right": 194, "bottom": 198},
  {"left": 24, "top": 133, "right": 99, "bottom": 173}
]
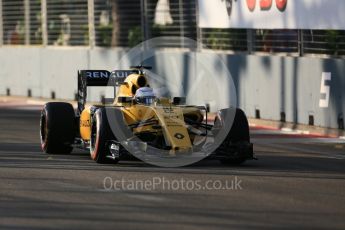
[{"left": 103, "top": 176, "right": 243, "bottom": 191}]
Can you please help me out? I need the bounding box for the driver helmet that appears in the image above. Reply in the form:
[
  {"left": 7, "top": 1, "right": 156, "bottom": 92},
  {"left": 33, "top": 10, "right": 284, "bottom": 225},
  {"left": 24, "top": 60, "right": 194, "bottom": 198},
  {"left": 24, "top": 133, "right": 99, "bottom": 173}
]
[{"left": 134, "top": 87, "right": 156, "bottom": 105}]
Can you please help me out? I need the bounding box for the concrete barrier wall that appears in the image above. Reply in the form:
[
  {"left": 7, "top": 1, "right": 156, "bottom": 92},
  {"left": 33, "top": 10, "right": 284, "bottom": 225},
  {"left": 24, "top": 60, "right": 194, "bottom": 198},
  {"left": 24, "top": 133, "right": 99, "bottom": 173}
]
[
  {"left": 222, "top": 54, "right": 345, "bottom": 129},
  {"left": 0, "top": 47, "right": 344, "bottom": 129}
]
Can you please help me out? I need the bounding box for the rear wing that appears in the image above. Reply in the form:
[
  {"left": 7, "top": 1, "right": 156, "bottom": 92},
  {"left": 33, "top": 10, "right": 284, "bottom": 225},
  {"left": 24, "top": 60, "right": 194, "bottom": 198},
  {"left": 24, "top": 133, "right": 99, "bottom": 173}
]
[{"left": 77, "top": 70, "right": 137, "bottom": 114}]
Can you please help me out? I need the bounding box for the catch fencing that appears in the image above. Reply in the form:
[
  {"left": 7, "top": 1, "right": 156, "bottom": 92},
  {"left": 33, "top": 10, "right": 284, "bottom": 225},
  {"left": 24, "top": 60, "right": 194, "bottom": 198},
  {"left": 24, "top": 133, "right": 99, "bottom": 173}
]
[{"left": 0, "top": 0, "right": 344, "bottom": 57}]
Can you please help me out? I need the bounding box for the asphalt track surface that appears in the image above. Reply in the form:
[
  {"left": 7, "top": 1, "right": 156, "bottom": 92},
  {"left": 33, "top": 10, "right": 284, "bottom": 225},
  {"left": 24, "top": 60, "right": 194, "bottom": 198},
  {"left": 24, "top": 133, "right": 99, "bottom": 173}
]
[{"left": 0, "top": 106, "right": 345, "bottom": 230}]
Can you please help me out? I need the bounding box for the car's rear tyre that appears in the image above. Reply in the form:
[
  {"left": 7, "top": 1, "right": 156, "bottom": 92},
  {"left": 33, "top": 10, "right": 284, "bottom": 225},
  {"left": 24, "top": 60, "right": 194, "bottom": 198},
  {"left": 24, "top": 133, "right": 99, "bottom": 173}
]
[
  {"left": 90, "top": 108, "right": 119, "bottom": 164},
  {"left": 40, "top": 102, "right": 76, "bottom": 154}
]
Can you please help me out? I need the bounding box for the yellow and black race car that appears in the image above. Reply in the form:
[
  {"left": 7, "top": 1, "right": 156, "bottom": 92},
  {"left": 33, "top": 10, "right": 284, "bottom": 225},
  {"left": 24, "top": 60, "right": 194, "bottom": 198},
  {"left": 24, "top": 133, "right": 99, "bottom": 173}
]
[{"left": 40, "top": 66, "right": 254, "bottom": 165}]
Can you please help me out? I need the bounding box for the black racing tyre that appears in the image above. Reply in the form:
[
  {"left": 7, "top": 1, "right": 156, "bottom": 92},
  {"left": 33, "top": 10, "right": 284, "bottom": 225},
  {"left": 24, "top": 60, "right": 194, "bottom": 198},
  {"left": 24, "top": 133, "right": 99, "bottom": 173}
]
[
  {"left": 220, "top": 158, "right": 247, "bottom": 166},
  {"left": 215, "top": 108, "right": 250, "bottom": 165},
  {"left": 226, "top": 108, "right": 250, "bottom": 142},
  {"left": 40, "top": 102, "right": 76, "bottom": 154},
  {"left": 90, "top": 107, "right": 118, "bottom": 164}
]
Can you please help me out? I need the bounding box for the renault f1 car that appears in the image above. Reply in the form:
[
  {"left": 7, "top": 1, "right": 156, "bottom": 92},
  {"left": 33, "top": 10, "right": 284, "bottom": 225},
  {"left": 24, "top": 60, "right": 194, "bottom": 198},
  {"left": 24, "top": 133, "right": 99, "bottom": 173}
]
[{"left": 40, "top": 66, "right": 254, "bottom": 165}]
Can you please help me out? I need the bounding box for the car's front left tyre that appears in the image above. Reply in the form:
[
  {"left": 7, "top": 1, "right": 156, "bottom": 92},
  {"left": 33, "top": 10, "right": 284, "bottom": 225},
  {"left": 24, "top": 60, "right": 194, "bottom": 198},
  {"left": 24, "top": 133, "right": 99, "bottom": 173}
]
[{"left": 90, "top": 107, "right": 119, "bottom": 164}]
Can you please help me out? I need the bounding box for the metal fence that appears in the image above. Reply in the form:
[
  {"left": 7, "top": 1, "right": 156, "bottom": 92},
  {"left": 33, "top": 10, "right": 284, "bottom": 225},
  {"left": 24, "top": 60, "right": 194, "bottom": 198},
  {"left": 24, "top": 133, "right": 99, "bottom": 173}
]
[
  {"left": 3, "top": 0, "right": 25, "bottom": 45},
  {"left": 47, "top": 0, "right": 88, "bottom": 46},
  {"left": 0, "top": 0, "right": 344, "bottom": 58}
]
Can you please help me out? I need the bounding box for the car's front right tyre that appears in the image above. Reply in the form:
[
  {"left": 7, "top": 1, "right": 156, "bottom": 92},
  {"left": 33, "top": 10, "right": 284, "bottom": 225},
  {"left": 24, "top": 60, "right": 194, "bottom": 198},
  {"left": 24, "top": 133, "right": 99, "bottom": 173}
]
[{"left": 214, "top": 108, "right": 253, "bottom": 165}]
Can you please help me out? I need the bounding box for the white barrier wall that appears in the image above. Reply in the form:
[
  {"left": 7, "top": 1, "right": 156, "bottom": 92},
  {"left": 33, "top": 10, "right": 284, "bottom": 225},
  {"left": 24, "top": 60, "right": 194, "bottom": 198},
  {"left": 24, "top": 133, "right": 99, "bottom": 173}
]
[{"left": 0, "top": 47, "right": 344, "bottom": 129}]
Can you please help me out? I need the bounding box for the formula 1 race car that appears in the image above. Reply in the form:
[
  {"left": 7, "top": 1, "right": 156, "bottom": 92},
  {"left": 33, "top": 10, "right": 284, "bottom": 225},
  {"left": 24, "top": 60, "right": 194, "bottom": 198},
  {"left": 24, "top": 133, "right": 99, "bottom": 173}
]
[{"left": 40, "top": 66, "right": 254, "bottom": 165}]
